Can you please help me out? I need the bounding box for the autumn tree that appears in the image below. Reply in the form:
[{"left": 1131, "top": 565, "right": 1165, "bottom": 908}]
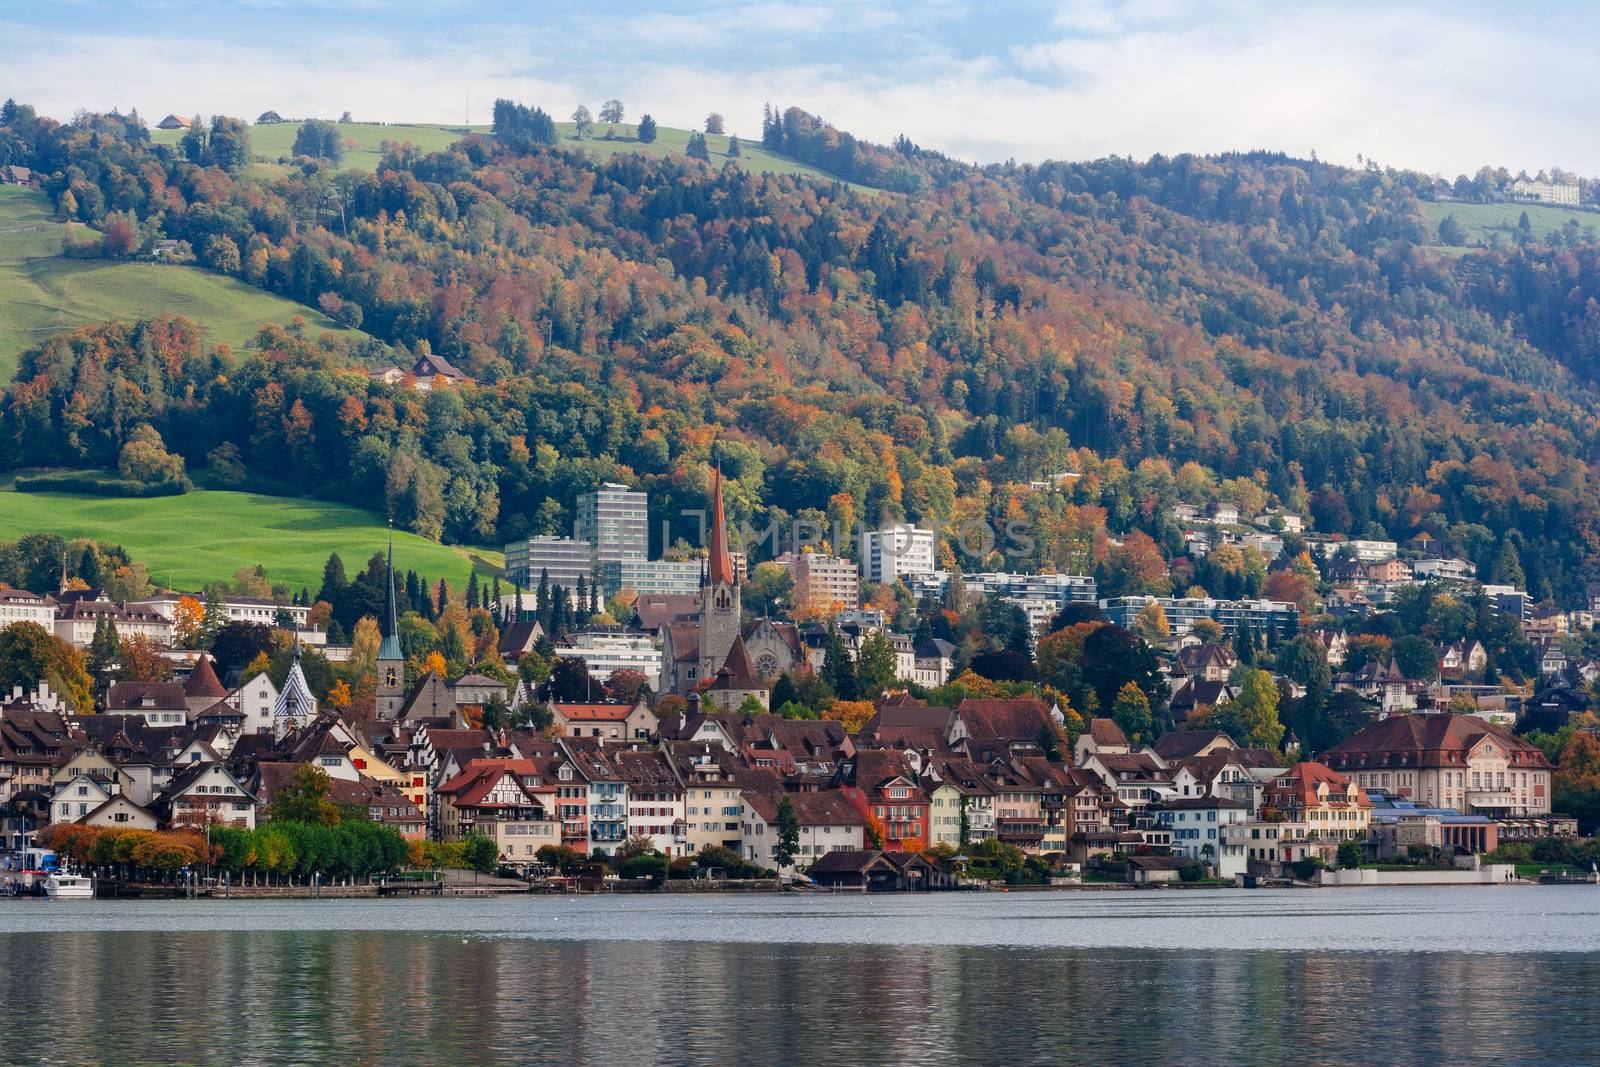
[
  {"left": 598, "top": 99, "right": 624, "bottom": 125},
  {"left": 0, "top": 622, "right": 94, "bottom": 713},
  {"left": 823, "top": 699, "right": 875, "bottom": 734},
  {"left": 173, "top": 595, "right": 206, "bottom": 648},
  {"left": 1203, "top": 668, "right": 1284, "bottom": 750},
  {"left": 1135, "top": 602, "right": 1170, "bottom": 643},
  {"left": 1110, "top": 681, "right": 1152, "bottom": 745}
]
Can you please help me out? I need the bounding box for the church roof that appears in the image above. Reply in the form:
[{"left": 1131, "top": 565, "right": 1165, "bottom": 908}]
[
  {"left": 707, "top": 464, "right": 735, "bottom": 587},
  {"left": 714, "top": 636, "right": 760, "bottom": 689}
]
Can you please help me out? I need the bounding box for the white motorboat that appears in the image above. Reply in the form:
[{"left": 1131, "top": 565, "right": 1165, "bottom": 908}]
[{"left": 43, "top": 874, "right": 93, "bottom": 900}]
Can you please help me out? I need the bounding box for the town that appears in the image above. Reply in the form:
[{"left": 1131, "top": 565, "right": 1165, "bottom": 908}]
[{"left": 1, "top": 468, "right": 1593, "bottom": 897}]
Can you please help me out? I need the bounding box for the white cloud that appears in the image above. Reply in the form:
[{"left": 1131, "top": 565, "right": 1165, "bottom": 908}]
[{"left": 4, "top": 2, "right": 1598, "bottom": 175}]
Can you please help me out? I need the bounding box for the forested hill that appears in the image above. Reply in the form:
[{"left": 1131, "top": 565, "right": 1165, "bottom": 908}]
[{"left": 4, "top": 100, "right": 1600, "bottom": 605}]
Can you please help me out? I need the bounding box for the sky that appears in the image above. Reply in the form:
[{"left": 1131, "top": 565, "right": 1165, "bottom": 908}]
[{"left": 5, "top": 0, "right": 1598, "bottom": 176}]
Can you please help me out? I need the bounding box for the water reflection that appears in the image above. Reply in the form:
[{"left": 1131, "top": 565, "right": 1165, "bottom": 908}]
[{"left": 1, "top": 929, "right": 1594, "bottom": 1065}]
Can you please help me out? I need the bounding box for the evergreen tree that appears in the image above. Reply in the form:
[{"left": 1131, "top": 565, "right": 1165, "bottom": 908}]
[
  {"left": 89, "top": 614, "right": 120, "bottom": 691},
  {"left": 823, "top": 627, "right": 858, "bottom": 701},
  {"left": 77, "top": 544, "right": 102, "bottom": 589},
  {"left": 727, "top": 134, "right": 741, "bottom": 158},
  {"left": 317, "top": 553, "right": 348, "bottom": 606},
  {"left": 773, "top": 795, "right": 800, "bottom": 869},
  {"left": 467, "top": 571, "right": 480, "bottom": 613},
  {"left": 436, "top": 578, "right": 450, "bottom": 614},
  {"left": 686, "top": 132, "right": 711, "bottom": 162},
  {"left": 636, "top": 113, "right": 657, "bottom": 143}
]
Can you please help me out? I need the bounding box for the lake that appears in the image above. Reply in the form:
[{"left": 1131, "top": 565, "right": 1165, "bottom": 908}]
[{"left": 2, "top": 886, "right": 1597, "bottom": 1065}]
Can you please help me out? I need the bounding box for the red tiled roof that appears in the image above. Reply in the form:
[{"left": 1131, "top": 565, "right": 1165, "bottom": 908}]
[{"left": 1322, "top": 713, "right": 1552, "bottom": 771}]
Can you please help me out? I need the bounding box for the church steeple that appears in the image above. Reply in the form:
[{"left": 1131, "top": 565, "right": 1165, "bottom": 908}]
[
  {"left": 698, "top": 459, "right": 742, "bottom": 686},
  {"left": 376, "top": 528, "right": 406, "bottom": 720},
  {"left": 708, "top": 461, "right": 735, "bottom": 588},
  {"left": 379, "top": 530, "right": 402, "bottom": 661}
]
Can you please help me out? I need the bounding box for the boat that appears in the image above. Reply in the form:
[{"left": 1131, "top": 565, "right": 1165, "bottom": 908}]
[{"left": 43, "top": 874, "right": 94, "bottom": 900}]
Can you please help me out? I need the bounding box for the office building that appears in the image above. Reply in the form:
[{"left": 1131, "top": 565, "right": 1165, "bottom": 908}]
[
  {"left": 780, "top": 552, "right": 860, "bottom": 611},
  {"left": 505, "top": 536, "right": 593, "bottom": 591},
  {"left": 1099, "top": 596, "right": 1299, "bottom": 640},
  {"left": 575, "top": 483, "right": 648, "bottom": 566},
  {"left": 601, "top": 559, "right": 703, "bottom": 598}
]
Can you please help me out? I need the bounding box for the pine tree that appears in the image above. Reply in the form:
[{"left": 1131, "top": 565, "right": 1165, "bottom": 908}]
[
  {"left": 467, "top": 571, "right": 480, "bottom": 613},
  {"left": 823, "top": 627, "right": 858, "bottom": 701},
  {"left": 436, "top": 578, "right": 450, "bottom": 613},
  {"left": 686, "top": 132, "right": 710, "bottom": 162},
  {"left": 727, "top": 134, "right": 741, "bottom": 158},
  {"left": 77, "top": 544, "right": 102, "bottom": 589},
  {"left": 636, "top": 113, "right": 657, "bottom": 144},
  {"left": 317, "top": 553, "right": 347, "bottom": 605}
]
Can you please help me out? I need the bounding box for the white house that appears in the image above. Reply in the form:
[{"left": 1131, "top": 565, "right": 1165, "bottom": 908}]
[
  {"left": 741, "top": 790, "right": 866, "bottom": 874},
  {"left": 1151, "top": 795, "right": 1249, "bottom": 878},
  {"left": 157, "top": 762, "right": 258, "bottom": 829},
  {"left": 0, "top": 587, "right": 56, "bottom": 628},
  {"left": 49, "top": 774, "right": 115, "bottom": 825}
]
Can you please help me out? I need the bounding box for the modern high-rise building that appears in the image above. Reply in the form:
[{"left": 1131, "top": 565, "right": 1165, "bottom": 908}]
[
  {"left": 505, "top": 536, "right": 593, "bottom": 591},
  {"left": 778, "top": 552, "right": 860, "bottom": 611},
  {"left": 575, "top": 482, "right": 648, "bottom": 566},
  {"left": 861, "top": 524, "right": 936, "bottom": 584}
]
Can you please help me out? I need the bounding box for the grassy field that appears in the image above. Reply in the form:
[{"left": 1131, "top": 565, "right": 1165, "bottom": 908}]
[
  {"left": 1422, "top": 200, "right": 1600, "bottom": 247},
  {"left": 0, "top": 486, "right": 502, "bottom": 592},
  {"left": 151, "top": 118, "right": 866, "bottom": 189},
  {"left": 150, "top": 120, "right": 486, "bottom": 174},
  {"left": 0, "top": 186, "right": 360, "bottom": 380}
]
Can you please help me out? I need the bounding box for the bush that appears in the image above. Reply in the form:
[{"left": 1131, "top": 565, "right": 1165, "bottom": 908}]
[
  {"left": 620, "top": 854, "right": 668, "bottom": 882},
  {"left": 1337, "top": 840, "right": 1365, "bottom": 869},
  {"left": 1290, "top": 856, "right": 1326, "bottom": 881},
  {"left": 13, "top": 471, "right": 186, "bottom": 497},
  {"left": 1178, "top": 860, "right": 1205, "bottom": 882}
]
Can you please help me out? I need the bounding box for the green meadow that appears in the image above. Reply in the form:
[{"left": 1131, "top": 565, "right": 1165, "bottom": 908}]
[
  {"left": 1423, "top": 199, "right": 1600, "bottom": 247},
  {"left": 0, "top": 485, "right": 502, "bottom": 592},
  {"left": 0, "top": 186, "right": 359, "bottom": 380},
  {"left": 150, "top": 117, "right": 867, "bottom": 188}
]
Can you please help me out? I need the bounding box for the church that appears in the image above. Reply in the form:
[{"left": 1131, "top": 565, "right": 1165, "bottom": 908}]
[{"left": 661, "top": 465, "right": 802, "bottom": 697}]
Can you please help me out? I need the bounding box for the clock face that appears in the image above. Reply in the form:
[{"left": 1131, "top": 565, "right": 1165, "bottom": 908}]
[{"left": 385, "top": 667, "right": 398, "bottom": 687}]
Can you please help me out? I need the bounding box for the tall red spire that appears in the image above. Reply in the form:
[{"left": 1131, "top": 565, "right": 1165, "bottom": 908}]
[{"left": 708, "top": 462, "right": 735, "bottom": 586}]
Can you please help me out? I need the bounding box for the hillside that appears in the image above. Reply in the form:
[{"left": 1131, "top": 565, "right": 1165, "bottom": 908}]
[
  {"left": 0, "top": 186, "right": 360, "bottom": 379},
  {"left": 0, "top": 484, "right": 501, "bottom": 591},
  {"left": 149, "top": 117, "right": 861, "bottom": 187},
  {"left": 7, "top": 105, "right": 1600, "bottom": 608}
]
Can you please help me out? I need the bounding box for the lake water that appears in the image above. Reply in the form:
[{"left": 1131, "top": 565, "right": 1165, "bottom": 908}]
[{"left": 3, "top": 886, "right": 1599, "bottom": 1065}]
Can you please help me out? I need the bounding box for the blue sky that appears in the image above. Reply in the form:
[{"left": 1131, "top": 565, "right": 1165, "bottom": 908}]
[{"left": 6, "top": 0, "right": 1598, "bottom": 175}]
